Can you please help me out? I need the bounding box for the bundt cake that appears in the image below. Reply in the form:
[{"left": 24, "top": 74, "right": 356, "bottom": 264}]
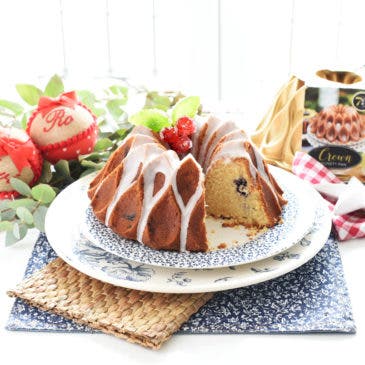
[
  {"left": 308, "top": 104, "right": 365, "bottom": 144},
  {"left": 88, "top": 115, "right": 286, "bottom": 252}
]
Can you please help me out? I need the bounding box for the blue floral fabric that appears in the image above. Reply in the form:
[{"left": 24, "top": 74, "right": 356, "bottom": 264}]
[{"left": 6, "top": 234, "right": 355, "bottom": 334}]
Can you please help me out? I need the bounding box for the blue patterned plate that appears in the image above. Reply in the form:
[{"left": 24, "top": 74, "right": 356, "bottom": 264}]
[
  {"left": 80, "top": 166, "right": 318, "bottom": 269},
  {"left": 45, "top": 186, "right": 331, "bottom": 293}
]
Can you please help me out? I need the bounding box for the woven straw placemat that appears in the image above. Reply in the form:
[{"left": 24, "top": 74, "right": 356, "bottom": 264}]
[{"left": 7, "top": 258, "right": 213, "bottom": 349}]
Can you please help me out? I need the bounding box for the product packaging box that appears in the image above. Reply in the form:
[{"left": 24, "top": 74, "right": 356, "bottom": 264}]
[{"left": 301, "top": 69, "right": 365, "bottom": 181}]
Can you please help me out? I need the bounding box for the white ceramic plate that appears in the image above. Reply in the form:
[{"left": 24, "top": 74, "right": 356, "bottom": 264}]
[
  {"left": 45, "top": 184, "right": 331, "bottom": 293},
  {"left": 82, "top": 166, "right": 317, "bottom": 269}
]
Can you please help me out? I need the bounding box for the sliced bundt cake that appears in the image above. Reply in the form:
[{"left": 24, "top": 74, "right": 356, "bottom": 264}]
[{"left": 88, "top": 115, "right": 286, "bottom": 252}]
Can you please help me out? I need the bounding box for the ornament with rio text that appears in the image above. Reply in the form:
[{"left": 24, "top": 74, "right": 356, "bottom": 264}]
[{"left": 27, "top": 91, "right": 98, "bottom": 163}]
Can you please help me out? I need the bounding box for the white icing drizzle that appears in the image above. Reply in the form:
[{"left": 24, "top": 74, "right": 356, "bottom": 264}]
[
  {"left": 191, "top": 116, "right": 205, "bottom": 156},
  {"left": 203, "top": 129, "right": 246, "bottom": 168},
  {"left": 221, "top": 129, "right": 247, "bottom": 143},
  {"left": 171, "top": 155, "right": 204, "bottom": 252},
  {"left": 93, "top": 134, "right": 158, "bottom": 198},
  {"left": 197, "top": 115, "right": 222, "bottom": 164},
  {"left": 136, "top": 150, "right": 180, "bottom": 243},
  {"left": 202, "top": 121, "right": 237, "bottom": 171},
  {"left": 105, "top": 143, "right": 164, "bottom": 226},
  {"left": 250, "top": 143, "right": 280, "bottom": 202}
]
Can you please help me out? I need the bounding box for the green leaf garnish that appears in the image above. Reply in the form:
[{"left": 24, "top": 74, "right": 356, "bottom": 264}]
[
  {"left": 145, "top": 92, "right": 172, "bottom": 111},
  {"left": 16, "top": 207, "right": 33, "bottom": 225},
  {"left": 12, "top": 222, "right": 27, "bottom": 240},
  {"left": 33, "top": 206, "right": 47, "bottom": 232},
  {"left": 15, "top": 84, "right": 43, "bottom": 106},
  {"left": 0, "top": 221, "right": 13, "bottom": 231},
  {"left": 5, "top": 230, "right": 18, "bottom": 246},
  {"left": 108, "top": 85, "right": 128, "bottom": 98},
  {"left": 31, "top": 184, "right": 56, "bottom": 204},
  {"left": 1, "top": 209, "right": 16, "bottom": 221},
  {"left": 39, "top": 161, "right": 52, "bottom": 183},
  {"left": 106, "top": 99, "right": 126, "bottom": 119},
  {"left": 129, "top": 109, "right": 171, "bottom": 132},
  {"left": 94, "top": 138, "right": 114, "bottom": 152},
  {"left": 44, "top": 74, "right": 64, "bottom": 97},
  {"left": 77, "top": 90, "right": 96, "bottom": 108},
  {"left": 10, "top": 178, "right": 32, "bottom": 197},
  {"left": 7, "top": 198, "right": 37, "bottom": 210},
  {"left": 171, "top": 96, "right": 200, "bottom": 123},
  {"left": 0, "top": 100, "right": 24, "bottom": 115}
]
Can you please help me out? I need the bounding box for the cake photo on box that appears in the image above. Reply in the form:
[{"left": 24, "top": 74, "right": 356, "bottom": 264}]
[
  {"left": 308, "top": 104, "right": 365, "bottom": 145},
  {"left": 88, "top": 114, "right": 287, "bottom": 253}
]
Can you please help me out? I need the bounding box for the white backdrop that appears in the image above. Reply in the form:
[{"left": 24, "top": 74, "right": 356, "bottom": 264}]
[{"left": 0, "top": 0, "right": 364, "bottom": 124}]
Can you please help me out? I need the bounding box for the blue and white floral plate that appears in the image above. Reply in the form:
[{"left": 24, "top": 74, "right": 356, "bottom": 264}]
[
  {"left": 81, "top": 166, "right": 318, "bottom": 269},
  {"left": 45, "top": 184, "right": 330, "bottom": 293}
]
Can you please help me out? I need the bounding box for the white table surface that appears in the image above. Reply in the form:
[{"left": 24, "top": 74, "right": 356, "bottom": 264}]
[{"left": 1, "top": 229, "right": 365, "bottom": 365}]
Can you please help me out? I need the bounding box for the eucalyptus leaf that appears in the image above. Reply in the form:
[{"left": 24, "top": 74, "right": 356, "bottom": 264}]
[
  {"left": 33, "top": 206, "right": 47, "bottom": 232},
  {"left": 106, "top": 99, "right": 125, "bottom": 119},
  {"left": 31, "top": 184, "right": 56, "bottom": 204},
  {"left": 80, "top": 169, "right": 97, "bottom": 178},
  {"left": 108, "top": 85, "right": 128, "bottom": 98},
  {"left": 0, "top": 200, "right": 9, "bottom": 210},
  {"left": 54, "top": 160, "right": 71, "bottom": 178},
  {"left": 79, "top": 151, "right": 110, "bottom": 162},
  {"left": 145, "top": 92, "right": 171, "bottom": 111},
  {"left": 44, "top": 74, "right": 64, "bottom": 97},
  {"left": 171, "top": 96, "right": 200, "bottom": 123},
  {"left": 12, "top": 222, "right": 27, "bottom": 240},
  {"left": 77, "top": 90, "right": 96, "bottom": 108},
  {"left": 15, "top": 84, "right": 43, "bottom": 106},
  {"left": 91, "top": 107, "right": 106, "bottom": 117},
  {"left": 10, "top": 178, "right": 32, "bottom": 197},
  {"left": 5, "top": 230, "right": 18, "bottom": 246},
  {"left": 80, "top": 160, "right": 104, "bottom": 169},
  {"left": 12, "top": 222, "right": 20, "bottom": 239},
  {"left": 0, "top": 99, "right": 24, "bottom": 115},
  {"left": 1, "top": 209, "right": 16, "bottom": 221},
  {"left": 7, "top": 198, "right": 37, "bottom": 210},
  {"left": 20, "top": 113, "right": 28, "bottom": 129},
  {"left": 129, "top": 109, "right": 170, "bottom": 132},
  {"left": 0, "top": 221, "right": 13, "bottom": 231},
  {"left": 94, "top": 138, "right": 113, "bottom": 152},
  {"left": 39, "top": 160, "right": 53, "bottom": 183},
  {"left": 16, "top": 207, "right": 33, "bottom": 225}
]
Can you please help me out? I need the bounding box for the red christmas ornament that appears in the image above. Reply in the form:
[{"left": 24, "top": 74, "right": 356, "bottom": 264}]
[
  {"left": 0, "top": 126, "right": 43, "bottom": 199},
  {"left": 27, "top": 91, "right": 98, "bottom": 163}
]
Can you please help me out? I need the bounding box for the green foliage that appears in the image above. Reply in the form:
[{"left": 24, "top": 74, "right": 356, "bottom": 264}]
[
  {"left": 0, "top": 100, "right": 24, "bottom": 116},
  {"left": 16, "top": 207, "right": 33, "bottom": 225},
  {"left": 15, "top": 84, "right": 43, "bottom": 106},
  {"left": 10, "top": 178, "right": 32, "bottom": 197},
  {"left": 0, "top": 181, "right": 55, "bottom": 245},
  {"left": 33, "top": 206, "right": 47, "bottom": 232},
  {"left": 31, "top": 184, "right": 56, "bottom": 204},
  {"left": 130, "top": 94, "right": 201, "bottom": 131},
  {"left": 129, "top": 109, "right": 171, "bottom": 131},
  {"left": 171, "top": 96, "right": 200, "bottom": 123},
  {"left": 44, "top": 75, "right": 64, "bottom": 97}
]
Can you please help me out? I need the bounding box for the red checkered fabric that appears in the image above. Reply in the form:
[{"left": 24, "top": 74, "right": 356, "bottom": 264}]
[{"left": 293, "top": 152, "right": 365, "bottom": 241}]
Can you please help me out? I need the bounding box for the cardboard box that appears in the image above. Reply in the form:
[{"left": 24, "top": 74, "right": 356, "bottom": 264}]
[{"left": 300, "top": 69, "right": 365, "bottom": 181}]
